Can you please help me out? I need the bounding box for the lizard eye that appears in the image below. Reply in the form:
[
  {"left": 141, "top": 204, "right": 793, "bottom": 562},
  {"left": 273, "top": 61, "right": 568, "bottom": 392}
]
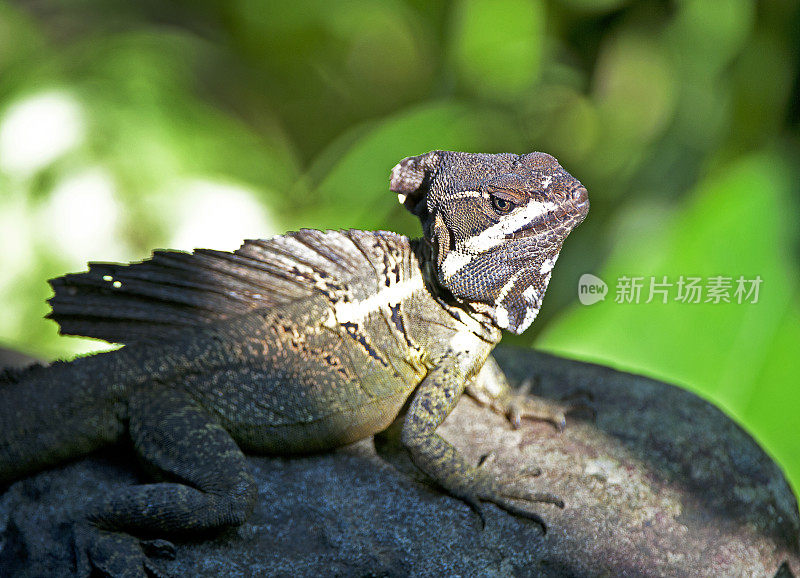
[{"left": 490, "top": 195, "right": 516, "bottom": 215}]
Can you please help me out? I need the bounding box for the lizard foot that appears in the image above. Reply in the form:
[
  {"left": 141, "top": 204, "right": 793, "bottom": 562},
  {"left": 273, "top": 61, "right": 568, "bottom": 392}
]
[
  {"left": 466, "top": 455, "right": 564, "bottom": 532},
  {"left": 506, "top": 379, "right": 594, "bottom": 431},
  {"left": 75, "top": 524, "right": 175, "bottom": 578}
]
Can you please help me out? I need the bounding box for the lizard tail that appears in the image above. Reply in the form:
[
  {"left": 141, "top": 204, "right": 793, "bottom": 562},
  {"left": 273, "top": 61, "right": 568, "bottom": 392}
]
[{"left": 0, "top": 356, "right": 126, "bottom": 484}]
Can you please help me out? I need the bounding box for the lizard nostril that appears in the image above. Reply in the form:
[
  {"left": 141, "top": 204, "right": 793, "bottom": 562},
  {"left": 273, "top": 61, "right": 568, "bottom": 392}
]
[{"left": 571, "top": 186, "right": 588, "bottom": 204}]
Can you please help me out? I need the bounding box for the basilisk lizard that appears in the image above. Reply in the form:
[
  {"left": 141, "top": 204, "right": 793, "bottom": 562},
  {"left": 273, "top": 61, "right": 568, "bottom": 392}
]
[{"left": 0, "top": 150, "right": 588, "bottom": 576}]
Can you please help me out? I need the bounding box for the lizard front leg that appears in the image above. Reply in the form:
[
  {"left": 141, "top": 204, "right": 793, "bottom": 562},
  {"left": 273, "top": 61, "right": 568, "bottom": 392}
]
[
  {"left": 77, "top": 383, "right": 257, "bottom": 577},
  {"left": 400, "top": 354, "right": 562, "bottom": 529}
]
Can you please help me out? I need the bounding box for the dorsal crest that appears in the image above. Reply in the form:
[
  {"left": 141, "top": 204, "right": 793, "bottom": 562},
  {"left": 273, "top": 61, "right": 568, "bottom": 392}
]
[{"left": 48, "top": 230, "right": 417, "bottom": 345}]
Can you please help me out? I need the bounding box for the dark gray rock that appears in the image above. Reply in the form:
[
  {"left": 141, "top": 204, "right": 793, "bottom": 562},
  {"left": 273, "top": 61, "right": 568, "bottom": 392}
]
[{"left": 1, "top": 347, "right": 798, "bottom": 576}]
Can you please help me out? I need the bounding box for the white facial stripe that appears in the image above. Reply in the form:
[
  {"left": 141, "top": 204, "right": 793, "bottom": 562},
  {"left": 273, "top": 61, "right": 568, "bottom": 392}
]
[
  {"left": 461, "top": 200, "right": 556, "bottom": 253},
  {"left": 522, "top": 282, "right": 540, "bottom": 303},
  {"left": 333, "top": 275, "right": 424, "bottom": 324},
  {"left": 449, "top": 190, "right": 482, "bottom": 199},
  {"left": 517, "top": 304, "right": 540, "bottom": 333},
  {"left": 495, "top": 271, "right": 521, "bottom": 305},
  {"left": 539, "top": 254, "right": 558, "bottom": 275},
  {"left": 494, "top": 305, "right": 510, "bottom": 329},
  {"left": 402, "top": 188, "right": 481, "bottom": 204},
  {"left": 441, "top": 250, "right": 473, "bottom": 279},
  {"left": 541, "top": 175, "right": 553, "bottom": 189}
]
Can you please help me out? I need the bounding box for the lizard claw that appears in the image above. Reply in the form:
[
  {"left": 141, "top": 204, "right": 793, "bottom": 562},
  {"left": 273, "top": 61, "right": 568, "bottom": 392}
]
[{"left": 466, "top": 495, "right": 489, "bottom": 530}]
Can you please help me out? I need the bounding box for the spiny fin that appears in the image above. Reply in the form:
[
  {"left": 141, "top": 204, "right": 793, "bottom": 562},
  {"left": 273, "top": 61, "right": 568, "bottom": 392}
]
[{"left": 47, "top": 229, "right": 413, "bottom": 345}]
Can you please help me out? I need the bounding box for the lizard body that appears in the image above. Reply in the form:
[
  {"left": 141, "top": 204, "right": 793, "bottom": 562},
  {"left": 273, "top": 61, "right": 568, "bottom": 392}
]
[{"left": 0, "top": 151, "right": 588, "bottom": 576}]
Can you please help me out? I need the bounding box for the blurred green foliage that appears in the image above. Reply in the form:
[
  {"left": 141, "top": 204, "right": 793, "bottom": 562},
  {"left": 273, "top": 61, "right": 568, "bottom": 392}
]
[{"left": 0, "top": 1, "right": 797, "bottom": 493}]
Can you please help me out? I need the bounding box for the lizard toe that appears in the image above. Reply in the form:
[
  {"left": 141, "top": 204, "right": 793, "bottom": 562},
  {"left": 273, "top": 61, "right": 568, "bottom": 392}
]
[
  {"left": 497, "top": 485, "right": 565, "bottom": 508},
  {"left": 485, "top": 496, "right": 549, "bottom": 533},
  {"left": 508, "top": 388, "right": 599, "bottom": 430},
  {"left": 141, "top": 538, "right": 176, "bottom": 561},
  {"left": 507, "top": 393, "right": 568, "bottom": 431},
  {"left": 75, "top": 524, "right": 174, "bottom": 578},
  {"left": 500, "top": 464, "right": 543, "bottom": 482},
  {"left": 479, "top": 457, "right": 542, "bottom": 484}
]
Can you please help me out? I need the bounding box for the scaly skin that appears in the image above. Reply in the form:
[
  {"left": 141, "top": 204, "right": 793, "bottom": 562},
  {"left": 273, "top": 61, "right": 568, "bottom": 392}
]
[{"left": 1, "top": 151, "right": 588, "bottom": 576}]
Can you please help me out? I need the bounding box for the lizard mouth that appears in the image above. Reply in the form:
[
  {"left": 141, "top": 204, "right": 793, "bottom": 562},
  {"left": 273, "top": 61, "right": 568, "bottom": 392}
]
[
  {"left": 508, "top": 207, "right": 585, "bottom": 241},
  {"left": 572, "top": 185, "right": 589, "bottom": 206},
  {"left": 510, "top": 185, "right": 589, "bottom": 241},
  {"left": 572, "top": 186, "right": 590, "bottom": 222}
]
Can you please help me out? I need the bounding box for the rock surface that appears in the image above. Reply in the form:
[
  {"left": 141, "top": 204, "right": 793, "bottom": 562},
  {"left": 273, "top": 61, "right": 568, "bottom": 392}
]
[{"left": 1, "top": 347, "right": 798, "bottom": 577}]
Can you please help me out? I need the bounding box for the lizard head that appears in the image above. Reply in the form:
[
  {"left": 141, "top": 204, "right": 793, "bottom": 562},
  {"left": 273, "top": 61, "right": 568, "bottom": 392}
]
[{"left": 391, "top": 150, "right": 589, "bottom": 334}]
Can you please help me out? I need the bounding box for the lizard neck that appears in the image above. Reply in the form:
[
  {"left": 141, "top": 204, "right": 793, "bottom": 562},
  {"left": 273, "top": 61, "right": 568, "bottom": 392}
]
[{"left": 411, "top": 237, "right": 501, "bottom": 345}]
